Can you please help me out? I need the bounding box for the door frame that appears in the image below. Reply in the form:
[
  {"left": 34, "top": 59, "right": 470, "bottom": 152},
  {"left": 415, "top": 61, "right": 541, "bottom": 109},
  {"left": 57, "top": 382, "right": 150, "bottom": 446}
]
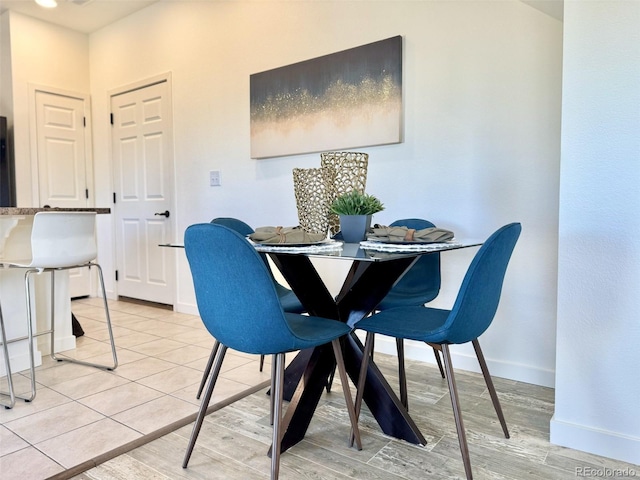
[
  {"left": 27, "top": 83, "right": 94, "bottom": 208},
  {"left": 107, "top": 72, "right": 177, "bottom": 306},
  {"left": 28, "top": 84, "right": 94, "bottom": 298}
]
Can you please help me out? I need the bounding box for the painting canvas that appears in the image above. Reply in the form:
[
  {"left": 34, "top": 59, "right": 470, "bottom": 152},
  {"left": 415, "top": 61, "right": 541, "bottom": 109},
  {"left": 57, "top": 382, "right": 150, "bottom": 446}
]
[{"left": 250, "top": 36, "right": 403, "bottom": 159}]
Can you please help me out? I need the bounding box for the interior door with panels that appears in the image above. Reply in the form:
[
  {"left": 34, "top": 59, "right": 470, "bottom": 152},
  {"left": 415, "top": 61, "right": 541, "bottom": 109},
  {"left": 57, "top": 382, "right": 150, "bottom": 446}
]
[{"left": 111, "top": 79, "right": 175, "bottom": 306}]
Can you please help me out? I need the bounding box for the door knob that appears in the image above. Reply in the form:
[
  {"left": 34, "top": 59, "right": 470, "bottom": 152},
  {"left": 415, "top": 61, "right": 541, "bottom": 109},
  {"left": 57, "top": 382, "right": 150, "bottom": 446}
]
[{"left": 154, "top": 210, "right": 170, "bottom": 218}]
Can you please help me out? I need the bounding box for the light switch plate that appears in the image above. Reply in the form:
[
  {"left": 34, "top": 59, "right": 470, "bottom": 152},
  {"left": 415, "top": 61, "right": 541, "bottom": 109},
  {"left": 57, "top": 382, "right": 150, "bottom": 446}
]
[{"left": 209, "top": 170, "right": 221, "bottom": 186}]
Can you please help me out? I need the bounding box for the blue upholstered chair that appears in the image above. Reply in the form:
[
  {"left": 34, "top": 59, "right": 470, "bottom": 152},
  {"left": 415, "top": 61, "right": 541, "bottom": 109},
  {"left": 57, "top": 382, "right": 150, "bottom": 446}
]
[
  {"left": 377, "top": 218, "right": 441, "bottom": 309},
  {"left": 376, "top": 218, "right": 445, "bottom": 409},
  {"left": 182, "top": 223, "right": 361, "bottom": 479},
  {"left": 209, "top": 216, "right": 254, "bottom": 235},
  {"left": 195, "top": 217, "right": 306, "bottom": 400},
  {"left": 327, "top": 218, "right": 445, "bottom": 400},
  {"left": 210, "top": 217, "right": 304, "bottom": 313},
  {"left": 354, "top": 223, "right": 521, "bottom": 480}
]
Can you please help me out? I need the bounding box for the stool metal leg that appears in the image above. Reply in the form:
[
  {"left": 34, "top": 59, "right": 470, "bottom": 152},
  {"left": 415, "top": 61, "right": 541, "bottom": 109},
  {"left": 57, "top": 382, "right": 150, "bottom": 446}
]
[
  {"left": 0, "top": 269, "right": 49, "bottom": 403},
  {"left": 18, "top": 263, "right": 118, "bottom": 403},
  {"left": 22, "top": 269, "right": 38, "bottom": 402},
  {"left": 50, "top": 264, "right": 118, "bottom": 370},
  {"left": 0, "top": 304, "right": 16, "bottom": 409},
  {"left": 95, "top": 263, "right": 118, "bottom": 370}
]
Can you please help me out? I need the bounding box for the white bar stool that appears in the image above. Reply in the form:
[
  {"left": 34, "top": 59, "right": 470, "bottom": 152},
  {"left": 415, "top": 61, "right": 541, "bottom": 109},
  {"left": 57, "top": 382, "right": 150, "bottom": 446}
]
[{"left": 1, "top": 212, "right": 117, "bottom": 403}]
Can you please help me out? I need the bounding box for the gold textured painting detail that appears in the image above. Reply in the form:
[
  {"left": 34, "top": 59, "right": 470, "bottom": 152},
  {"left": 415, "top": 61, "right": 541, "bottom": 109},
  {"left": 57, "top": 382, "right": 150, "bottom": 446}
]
[{"left": 251, "top": 36, "right": 402, "bottom": 159}]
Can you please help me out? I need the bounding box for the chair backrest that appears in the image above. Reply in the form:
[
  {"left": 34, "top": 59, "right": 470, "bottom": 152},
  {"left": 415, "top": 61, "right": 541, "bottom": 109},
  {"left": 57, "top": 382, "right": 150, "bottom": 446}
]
[
  {"left": 377, "top": 218, "right": 441, "bottom": 309},
  {"left": 29, "top": 212, "right": 98, "bottom": 268},
  {"left": 185, "top": 223, "right": 302, "bottom": 355},
  {"left": 210, "top": 216, "right": 279, "bottom": 281},
  {"left": 211, "top": 217, "right": 304, "bottom": 313},
  {"left": 440, "top": 223, "right": 521, "bottom": 344},
  {"left": 210, "top": 217, "right": 254, "bottom": 237}
]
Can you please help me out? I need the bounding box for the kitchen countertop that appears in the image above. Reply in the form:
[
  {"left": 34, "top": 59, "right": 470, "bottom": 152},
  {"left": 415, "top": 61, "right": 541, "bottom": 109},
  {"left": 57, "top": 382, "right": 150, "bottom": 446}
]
[{"left": 0, "top": 207, "right": 111, "bottom": 215}]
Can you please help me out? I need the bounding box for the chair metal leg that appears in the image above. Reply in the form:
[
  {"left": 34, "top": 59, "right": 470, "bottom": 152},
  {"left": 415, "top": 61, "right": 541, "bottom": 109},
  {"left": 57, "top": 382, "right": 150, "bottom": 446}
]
[
  {"left": 396, "top": 337, "right": 408, "bottom": 410},
  {"left": 398, "top": 341, "right": 443, "bottom": 410},
  {"left": 332, "top": 338, "right": 362, "bottom": 450},
  {"left": 370, "top": 333, "right": 375, "bottom": 361},
  {"left": 0, "top": 304, "right": 16, "bottom": 409},
  {"left": 433, "top": 346, "right": 445, "bottom": 378},
  {"left": 270, "top": 354, "right": 277, "bottom": 426},
  {"left": 271, "top": 352, "right": 285, "bottom": 479},
  {"left": 196, "top": 340, "right": 219, "bottom": 400},
  {"left": 260, "top": 354, "right": 265, "bottom": 372},
  {"left": 50, "top": 264, "right": 118, "bottom": 371},
  {"left": 330, "top": 325, "right": 375, "bottom": 395},
  {"left": 472, "top": 339, "right": 509, "bottom": 438},
  {"left": 351, "top": 331, "right": 375, "bottom": 447},
  {"left": 441, "top": 344, "right": 473, "bottom": 480},
  {"left": 325, "top": 365, "right": 336, "bottom": 392},
  {"left": 183, "top": 344, "right": 228, "bottom": 468}
]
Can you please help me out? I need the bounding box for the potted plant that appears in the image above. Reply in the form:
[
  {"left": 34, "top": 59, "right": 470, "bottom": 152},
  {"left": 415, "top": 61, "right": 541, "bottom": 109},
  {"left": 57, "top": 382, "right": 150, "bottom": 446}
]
[{"left": 330, "top": 190, "right": 385, "bottom": 242}]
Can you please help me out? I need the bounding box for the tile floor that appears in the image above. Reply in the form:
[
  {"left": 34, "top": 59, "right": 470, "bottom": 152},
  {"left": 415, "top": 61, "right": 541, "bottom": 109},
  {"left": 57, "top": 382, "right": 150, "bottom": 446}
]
[
  {"left": 0, "top": 298, "right": 269, "bottom": 480},
  {"left": 4, "top": 298, "right": 638, "bottom": 479},
  {"left": 72, "top": 346, "right": 640, "bottom": 480}
]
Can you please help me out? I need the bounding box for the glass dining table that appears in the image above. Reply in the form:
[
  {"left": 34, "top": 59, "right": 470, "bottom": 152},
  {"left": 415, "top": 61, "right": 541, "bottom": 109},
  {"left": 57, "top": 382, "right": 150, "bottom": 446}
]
[
  {"left": 162, "top": 236, "right": 482, "bottom": 453},
  {"left": 253, "top": 238, "right": 482, "bottom": 453}
]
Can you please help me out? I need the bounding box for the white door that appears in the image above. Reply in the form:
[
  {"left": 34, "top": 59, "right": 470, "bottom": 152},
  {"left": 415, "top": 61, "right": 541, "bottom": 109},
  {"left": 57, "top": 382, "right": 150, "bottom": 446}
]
[
  {"left": 34, "top": 90, "right": 91, "bottom": 298},
  {"left": 111, "top": 80, "right": 174, "bottom": 306}
]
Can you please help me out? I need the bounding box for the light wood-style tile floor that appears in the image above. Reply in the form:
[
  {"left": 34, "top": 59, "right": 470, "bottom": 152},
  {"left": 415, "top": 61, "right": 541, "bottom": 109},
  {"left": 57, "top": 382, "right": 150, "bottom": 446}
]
[
  {"left": 71, "top": 358, "right": 639, "bottom": 480},
  {"left": 1, "top": 298, "right": 270, "bottom": 480},
  {"left": 2, "top": 298, "right": 638, "bottom": 479}
]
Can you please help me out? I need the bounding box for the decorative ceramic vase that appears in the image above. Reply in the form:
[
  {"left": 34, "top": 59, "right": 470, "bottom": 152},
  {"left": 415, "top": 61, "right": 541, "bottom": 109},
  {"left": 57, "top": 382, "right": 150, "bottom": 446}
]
[{"left": 339, "top": 214, "right": 372, "bottom": 243}]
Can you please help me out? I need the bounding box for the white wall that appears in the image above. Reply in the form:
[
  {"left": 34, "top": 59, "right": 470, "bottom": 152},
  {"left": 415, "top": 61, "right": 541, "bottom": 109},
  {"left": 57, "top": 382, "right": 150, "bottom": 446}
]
[
  {"left": 4, "top": 11, "right": 90, "bottom": 207},
  {"left": 87, "top": 0, "right": 562, "bottom": 390},
  {"left": 1, "top": 13, "right": 14, "bottom": 121},
  {"left": 551, "top": 0, "right": 640, "bottom": 465}
]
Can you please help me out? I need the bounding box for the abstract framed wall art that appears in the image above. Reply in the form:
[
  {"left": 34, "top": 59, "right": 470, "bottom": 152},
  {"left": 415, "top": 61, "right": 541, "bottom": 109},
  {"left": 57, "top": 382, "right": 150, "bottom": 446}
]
[{"left": 250, "top": 36, "right": 403, "bottom": 159}]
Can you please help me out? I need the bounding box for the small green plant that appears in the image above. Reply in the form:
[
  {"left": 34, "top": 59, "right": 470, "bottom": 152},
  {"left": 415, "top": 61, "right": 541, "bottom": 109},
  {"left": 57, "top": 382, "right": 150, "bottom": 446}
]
[{"left": 330, "top": 190, "right": 385, "bottom": 216}]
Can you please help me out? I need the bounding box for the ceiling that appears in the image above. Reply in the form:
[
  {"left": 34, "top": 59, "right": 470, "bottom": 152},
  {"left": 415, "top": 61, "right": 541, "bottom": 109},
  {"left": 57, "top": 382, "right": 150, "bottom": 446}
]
[
  {"left": 0, "top": 0, "right": 159, "bottom": 34},
  {"left": 522, "top": 0, "right": 563, "bottom": 21},
  {"left": 0, "top": 0, "right": 563, "bottom": 35}
]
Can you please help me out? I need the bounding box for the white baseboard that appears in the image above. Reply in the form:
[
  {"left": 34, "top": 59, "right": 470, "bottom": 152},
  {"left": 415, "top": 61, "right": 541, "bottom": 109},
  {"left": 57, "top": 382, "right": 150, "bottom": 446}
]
[
  {"left": 41, "top": 334, "right": 76, "bottom": 355},
  {"left": 367, "top": 333, "right": 556, "bottom": 388},
  {"left": 174, "top": 301, "right": 199, "bottom": 316},
  {"left": 550, "top": 416, "right": 640, "bottom": 466},
  {"left": 1, "top": 343, "right": 42, "bottom": 377}
]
